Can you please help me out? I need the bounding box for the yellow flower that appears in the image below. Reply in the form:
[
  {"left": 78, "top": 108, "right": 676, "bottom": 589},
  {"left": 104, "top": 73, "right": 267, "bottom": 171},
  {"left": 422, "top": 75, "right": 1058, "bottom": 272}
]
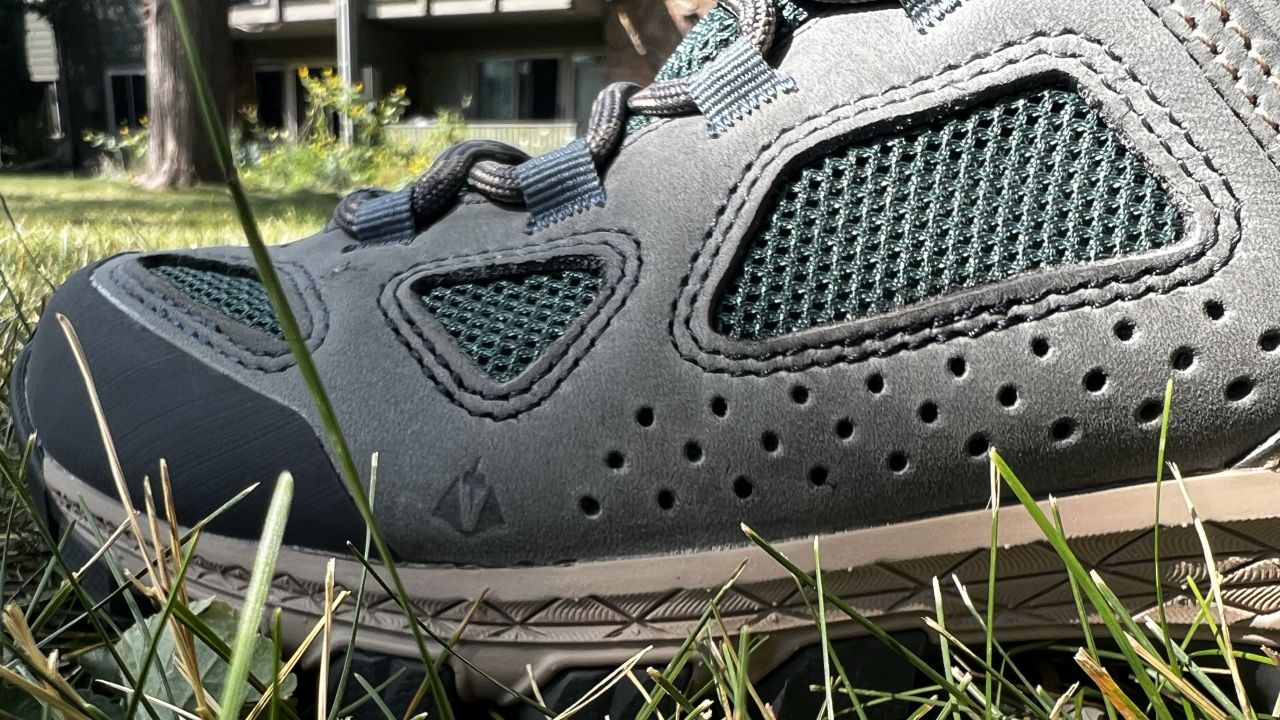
[
  {"left": 393, "top": 84, "right": 407, "bottom": 95},
  {"left": 138, "top": 115, "right": 149, "bottom": 126},
  {"left": 119, "top": 125, "right": 130, "bottom": 136},
  {"left": 81, "top": 130, "right": 93, "bottom": 141},
  {"left": 323, "top": 67, "right": 335, "bottom": 78},
  {"left": 297, "top": 67, "right": 309, "bottom": 79},
  {"left": 353, "top": 82, "right": 364, "bottom": 92}
]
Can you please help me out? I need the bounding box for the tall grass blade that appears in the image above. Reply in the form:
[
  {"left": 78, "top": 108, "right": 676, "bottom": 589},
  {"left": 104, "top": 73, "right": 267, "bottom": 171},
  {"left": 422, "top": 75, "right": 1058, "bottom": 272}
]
[
  {"left": 989, "top": 451, "right": 1173, "bottom": 720},
  {"left": 164, "top": 0, "right": 457, "bottom": 713},
  {"left": 216, "top": 472, "right": 292, "bottom": 720}
]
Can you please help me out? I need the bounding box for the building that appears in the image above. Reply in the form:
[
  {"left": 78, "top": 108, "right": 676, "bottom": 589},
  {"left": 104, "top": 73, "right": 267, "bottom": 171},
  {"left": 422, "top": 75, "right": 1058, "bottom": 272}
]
[{"left": 19, "top": 0, "right": 711, "bottom": 165}]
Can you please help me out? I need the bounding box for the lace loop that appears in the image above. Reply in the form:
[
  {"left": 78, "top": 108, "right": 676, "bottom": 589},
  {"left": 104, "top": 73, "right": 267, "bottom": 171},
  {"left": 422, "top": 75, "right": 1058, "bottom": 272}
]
[{"left": 339, "top": 0, "right": 942, "bottom": 240}]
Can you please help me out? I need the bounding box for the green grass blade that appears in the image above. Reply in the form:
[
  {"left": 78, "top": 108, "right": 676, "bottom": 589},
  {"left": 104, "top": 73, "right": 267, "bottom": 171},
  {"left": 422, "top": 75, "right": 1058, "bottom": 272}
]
[
  {"left": 989, "top": 451, "right": 1173, "bottom": 720},
  {"left": 164, "top": 0, "right": 458, "bottom": 713},
  {"left": 216, "top": 472, "right": 292, "bottom": 720},
  {"left": 741, "top": 524, "right": 973, "bottom": 712}
]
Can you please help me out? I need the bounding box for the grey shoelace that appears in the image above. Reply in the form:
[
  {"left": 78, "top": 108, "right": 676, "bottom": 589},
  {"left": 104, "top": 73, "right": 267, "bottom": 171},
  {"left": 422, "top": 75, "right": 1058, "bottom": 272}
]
[{"left": 338, "top": 0, "right": 939, "bottom": 238}]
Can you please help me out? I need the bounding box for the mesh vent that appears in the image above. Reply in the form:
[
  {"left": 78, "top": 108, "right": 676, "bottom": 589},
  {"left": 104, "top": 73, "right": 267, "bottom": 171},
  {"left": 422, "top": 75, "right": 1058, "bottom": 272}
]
[
  {"left": 150, "top": 264, "right": 282, "bottom": 337},
  {"left": 713, "top": 87, "right": 1184, "bottom": 341},
  {"left": 424, "top": 269, "right": 603, "bottom": 382}
]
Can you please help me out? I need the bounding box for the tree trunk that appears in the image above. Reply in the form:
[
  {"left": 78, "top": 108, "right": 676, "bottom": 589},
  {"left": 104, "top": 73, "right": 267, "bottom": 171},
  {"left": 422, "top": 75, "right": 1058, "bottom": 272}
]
[{"left": 139, "top": 0, "right": 229, "bottom": 189}]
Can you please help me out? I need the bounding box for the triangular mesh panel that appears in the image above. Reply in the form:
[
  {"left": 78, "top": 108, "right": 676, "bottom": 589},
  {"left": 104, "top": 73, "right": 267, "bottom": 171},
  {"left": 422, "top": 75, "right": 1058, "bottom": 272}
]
[
  {"left": 424, "top": 269, "right": 603, "bottom": 382},
  {"left": 150, "top": 263, "right": 282, "bottom": 337}
]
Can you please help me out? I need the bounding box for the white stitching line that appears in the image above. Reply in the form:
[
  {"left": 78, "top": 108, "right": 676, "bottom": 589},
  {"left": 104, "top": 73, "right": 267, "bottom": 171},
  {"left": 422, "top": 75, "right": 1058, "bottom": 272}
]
[{"left": 1168, "top": 0, "right": 1280, "bottom": 132}]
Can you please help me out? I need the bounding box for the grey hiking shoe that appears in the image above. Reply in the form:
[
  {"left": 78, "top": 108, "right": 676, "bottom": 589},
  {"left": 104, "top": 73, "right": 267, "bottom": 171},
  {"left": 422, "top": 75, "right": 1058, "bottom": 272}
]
[{"left": 15, "top": 0, "right": 1280, "bottom": 713}]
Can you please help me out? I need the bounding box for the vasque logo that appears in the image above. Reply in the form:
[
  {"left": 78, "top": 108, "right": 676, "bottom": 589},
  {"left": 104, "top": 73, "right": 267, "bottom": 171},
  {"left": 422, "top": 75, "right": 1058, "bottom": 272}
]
[{"left": 433, "top": 459, "right": 505, "bottom": 535}]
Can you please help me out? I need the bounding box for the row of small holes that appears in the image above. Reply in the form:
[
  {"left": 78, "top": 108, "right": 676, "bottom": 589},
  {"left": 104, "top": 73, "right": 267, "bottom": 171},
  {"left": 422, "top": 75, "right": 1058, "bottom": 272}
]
[{"left": 592, "top": 306, "right": 1257, "bottom": 515}]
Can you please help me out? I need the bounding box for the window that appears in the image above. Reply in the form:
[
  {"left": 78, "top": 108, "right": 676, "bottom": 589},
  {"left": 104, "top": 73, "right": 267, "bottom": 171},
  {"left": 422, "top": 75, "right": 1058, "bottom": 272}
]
[
  {"left": 107, "top": 71, "right": 147, "bottom": 127},
  {"left": 475, "top": 58, "right": 560, "bottom": 121},
  {"left": 254, "top": 70, "right": 286, "bottom": 128}
]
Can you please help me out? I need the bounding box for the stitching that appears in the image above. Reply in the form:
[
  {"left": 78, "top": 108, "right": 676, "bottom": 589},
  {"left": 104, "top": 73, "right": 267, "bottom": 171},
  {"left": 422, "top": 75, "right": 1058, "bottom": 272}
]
[
  {"left": 379, "top": 230, "right": 643, "bottom": 420},
  {"left": 672, "top": 32, "right": 1241, "bottom": 375},
  {"left": 1154, "top": 0, "right": 1280, "bottom": 135},
  {"left": 102, "top": 260, "right": 328, "bottom": 374}
]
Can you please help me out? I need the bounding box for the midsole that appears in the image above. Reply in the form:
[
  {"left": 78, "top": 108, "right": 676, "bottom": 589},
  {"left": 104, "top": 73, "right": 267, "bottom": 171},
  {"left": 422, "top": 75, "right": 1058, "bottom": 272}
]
[{"left": 43, "top": 454, "right": 1280, "bottom": 701}]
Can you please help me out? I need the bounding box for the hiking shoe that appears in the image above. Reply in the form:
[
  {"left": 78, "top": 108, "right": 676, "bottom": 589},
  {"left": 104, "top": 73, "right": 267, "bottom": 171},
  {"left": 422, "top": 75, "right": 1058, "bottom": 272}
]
[{"left": 15, "top": 0, "right": 1280, "bottom": 712}]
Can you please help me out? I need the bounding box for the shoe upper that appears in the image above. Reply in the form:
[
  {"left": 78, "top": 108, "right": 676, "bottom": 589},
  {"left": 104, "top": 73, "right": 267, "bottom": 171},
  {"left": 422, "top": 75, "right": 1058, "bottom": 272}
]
[{"left": 18, "top": 0, "right": 1280, "bottom": 566}]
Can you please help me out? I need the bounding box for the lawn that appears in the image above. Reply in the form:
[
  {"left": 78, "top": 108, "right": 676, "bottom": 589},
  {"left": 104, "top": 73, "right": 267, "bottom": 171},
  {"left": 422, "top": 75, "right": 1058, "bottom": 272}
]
[{"left": 0, "top": 174, "right": 337, "bottom": 438}]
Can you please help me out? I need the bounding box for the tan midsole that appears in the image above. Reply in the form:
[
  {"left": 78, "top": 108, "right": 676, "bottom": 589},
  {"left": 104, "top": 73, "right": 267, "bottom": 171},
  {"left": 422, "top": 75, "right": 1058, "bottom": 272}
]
[{"left": 44, "top": 455, "right": 1280, "bottom": 700}]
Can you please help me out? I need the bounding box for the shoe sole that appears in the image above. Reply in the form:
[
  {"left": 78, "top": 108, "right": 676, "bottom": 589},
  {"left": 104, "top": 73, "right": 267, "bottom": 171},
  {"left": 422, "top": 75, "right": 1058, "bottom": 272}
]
[{"left": 36, "top": 451, "right": 1280, "bottom": 705}]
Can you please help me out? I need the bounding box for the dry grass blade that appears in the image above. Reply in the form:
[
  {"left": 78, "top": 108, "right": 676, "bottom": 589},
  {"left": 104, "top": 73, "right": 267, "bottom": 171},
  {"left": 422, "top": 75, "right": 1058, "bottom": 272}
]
[
  {"left": 245, "top": 590, "right": 351, "bottom": 720},
  {"left": 55, "top": 314, "right": 153, "bottom": 573},
  {"left": 549, "top": 646, "right": 651, "bottom": 719},
  {"left": 319, "top": 558, "right": 336, "bottom": 720},
  {"left": 1074, "top": 649, "right": 1148, "bottom": 720},
  {"left": 1048, "top": 682, "right": 1079, "bottom": 720},
  {"left": 646, "top": 667, "right": 704, "bottom": 718},
  {"left": 94, "top": 679, "right": 204, "bottom": 720},
  {"left": 72, "top": 513, "right": 135, "bottom": 582},
  {"left": 1170, "top": 462, "right": 1254, "bottom": 719},
  {"left": 1125, "top": 633, "right": 1226, "bottom": 720}
]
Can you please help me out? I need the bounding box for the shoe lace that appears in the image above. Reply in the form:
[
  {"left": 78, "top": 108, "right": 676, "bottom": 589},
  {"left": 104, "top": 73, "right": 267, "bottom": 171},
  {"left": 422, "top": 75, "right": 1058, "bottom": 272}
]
[{"left": 335, "top": 0, "right": 945, "bottom": 241}]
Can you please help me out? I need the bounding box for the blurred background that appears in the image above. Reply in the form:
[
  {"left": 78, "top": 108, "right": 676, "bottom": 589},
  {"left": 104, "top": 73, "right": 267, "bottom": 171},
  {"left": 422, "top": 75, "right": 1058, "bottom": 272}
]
[{"left": 0, "top": 0, "right": 712, "bottom": 186}]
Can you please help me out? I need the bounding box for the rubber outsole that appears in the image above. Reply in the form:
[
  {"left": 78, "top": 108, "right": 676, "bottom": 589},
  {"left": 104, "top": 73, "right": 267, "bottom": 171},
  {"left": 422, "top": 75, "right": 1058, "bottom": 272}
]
[{"left": 34, "top": 449, "right": 1280, "bottom": 712}]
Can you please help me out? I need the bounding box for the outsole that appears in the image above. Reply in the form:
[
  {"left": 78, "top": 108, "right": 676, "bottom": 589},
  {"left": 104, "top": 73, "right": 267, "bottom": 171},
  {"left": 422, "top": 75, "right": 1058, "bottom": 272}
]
[{"left": 35, "top": 451, "right": 1280, "bottom": 714}]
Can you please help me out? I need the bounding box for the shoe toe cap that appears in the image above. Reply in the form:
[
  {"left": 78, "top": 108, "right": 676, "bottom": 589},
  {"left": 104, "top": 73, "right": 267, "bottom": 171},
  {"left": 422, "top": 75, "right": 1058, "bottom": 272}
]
[{"left": 15, "top": 256, "right": 366, "bottom": 552}]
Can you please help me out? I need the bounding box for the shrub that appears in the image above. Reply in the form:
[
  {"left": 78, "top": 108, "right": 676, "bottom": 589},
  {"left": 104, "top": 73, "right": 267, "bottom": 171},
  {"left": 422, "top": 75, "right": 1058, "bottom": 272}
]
[{"left": 82, "top": 120, "right": 148, "bottom": 178}]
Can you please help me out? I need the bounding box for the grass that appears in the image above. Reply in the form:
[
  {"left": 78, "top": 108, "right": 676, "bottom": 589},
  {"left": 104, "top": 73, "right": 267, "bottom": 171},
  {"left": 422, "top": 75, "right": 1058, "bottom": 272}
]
[{"left": 0, "top": 174, "right": 334, "bottom": 439}]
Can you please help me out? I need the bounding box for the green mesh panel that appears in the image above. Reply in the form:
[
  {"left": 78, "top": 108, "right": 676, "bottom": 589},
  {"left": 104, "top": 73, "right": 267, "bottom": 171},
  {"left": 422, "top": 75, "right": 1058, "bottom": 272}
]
[
  {"left": 151, "top": 264, "right": 282, "bottom": 337},
  {"left": 713, "top": 87, "right": 1185, "bottom": 341},
  {"left": 629, "top": 0, "right": 809, "bottom": 132},
  {"left": 424, "top": 269, "right": 603, "bottom": 382}
]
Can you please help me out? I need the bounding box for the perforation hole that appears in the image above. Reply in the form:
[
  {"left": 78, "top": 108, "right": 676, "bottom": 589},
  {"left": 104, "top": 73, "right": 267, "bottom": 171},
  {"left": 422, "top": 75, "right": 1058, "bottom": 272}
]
[
  {"left": 967, "top": 433, "right": 990, "bottom": 457},
  {"left": 1113, "top": 319, "right": 1136, "bottom": 342},
  {"left": 684, "top": 441, "right": 704, "bottom": 464},
  {"left": 1261, "top": 331, "right": 1280, "bottom": 352},
  {"left": 579, "top": 496, "right": 601, "bottom": 518},
  {"left": 1226, "top": 377, "right": 1254, "bottom": 402},
  {"left": 1051, "top": 418, "right": 1078, "bottom": 443},
  {"left": 605, "top": 451, "right": 625, "bottom": 471},
  {"left": 1204, "top": 300, "right": 1226, "bottom": 320},
  {"left": 888, "top": 452, "right": 909, "bottom": 473},
  {"left": 710, "top": 396, "right": 729, "bottom": 418},
  {"left": 918, "top": 401, "right": 939, "bottom": 424},
  {"left": 635, "top": 406, "right": 655, "bottom": 427},
  {"left": 1032, "top": 337, "right": 1051, "bottom": 358},
  {"left": 734, "top": 476, "right": 754, "bottom": 500},
  {"left": 1171, "top": 347, "right": 1195, "bottom": 371},
  {"left": 1084, "top": 369, "right": 1108, "bottom": 394},
  {"left": 948, "top": 356, "right": 968, "bottom": 378},
  {"left": 761, "top": 431, "right": 780, "bottom": 454},
  {"left": 790, "top": 385, "right": 810, "bottom": 405},
  {"left": 998, "top": 385, "right": 1019, "bottom": 408},
  {"left": 808, "top": 466, "right": 829, "bottom": 487},
  {"left": 1137, "top": 401, "right": 1162, "bottom": 425},
  {"left": 835, "top": 418, "right": 855, "bottom": 440},
  {"left": 658, "top": 489, "right": 676, "bottom": 511},
  {"left": 866, "top": 373, "right": 886, "bottom": 394}
]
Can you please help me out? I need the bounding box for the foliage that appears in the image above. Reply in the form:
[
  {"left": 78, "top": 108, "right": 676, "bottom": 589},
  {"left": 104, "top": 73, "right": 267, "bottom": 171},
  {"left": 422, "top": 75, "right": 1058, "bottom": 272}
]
[
  {"left": 295, "top": 67, "right": 410, "bottom": 147},
  {"left": 236, "top": 69, "right": 462, "bottom": 194},
  {"left": 82, "top": 120, "right": 149, "bottom": 178},
  {"left": 79, "top": 598, "right": 297, "bottom": 719}
]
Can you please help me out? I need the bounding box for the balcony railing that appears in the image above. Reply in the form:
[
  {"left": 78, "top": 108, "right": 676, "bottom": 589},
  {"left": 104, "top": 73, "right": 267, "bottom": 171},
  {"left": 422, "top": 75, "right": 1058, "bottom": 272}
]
[
  {"left": 387, "top": 120, "right": 579, "bottom": 156},
  {"left": 231, "top": 0, "right": 574, "bottom": 25}
]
